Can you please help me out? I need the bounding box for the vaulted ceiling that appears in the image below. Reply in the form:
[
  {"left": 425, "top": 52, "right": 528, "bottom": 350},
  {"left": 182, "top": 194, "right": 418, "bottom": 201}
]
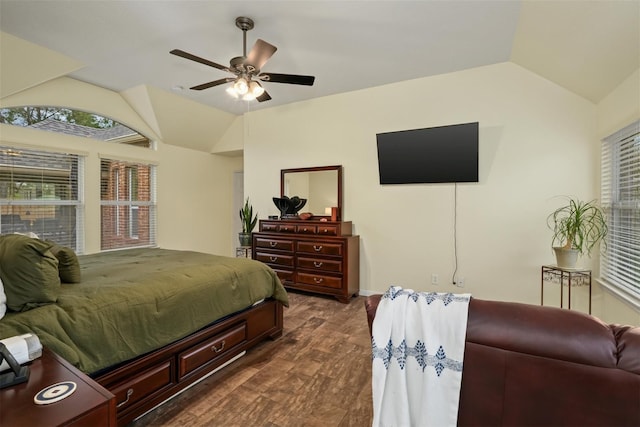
[{"left": 1, "top": 1, "right": 638, "bottom": 117}]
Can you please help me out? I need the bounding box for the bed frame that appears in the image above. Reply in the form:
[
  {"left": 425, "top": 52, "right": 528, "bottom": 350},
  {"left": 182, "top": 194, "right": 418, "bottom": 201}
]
[{"left": 93, "top": 298, "right": 284, "bottom": 426}]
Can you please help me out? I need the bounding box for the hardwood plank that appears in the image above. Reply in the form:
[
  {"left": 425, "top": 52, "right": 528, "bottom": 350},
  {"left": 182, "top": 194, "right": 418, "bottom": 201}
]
[{"left": 132, "top": 292, "right": 373, "bottom": 426}]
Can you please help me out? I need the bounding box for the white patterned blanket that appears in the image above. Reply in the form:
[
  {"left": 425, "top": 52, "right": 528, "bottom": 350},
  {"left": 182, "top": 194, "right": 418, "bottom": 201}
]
[{"left": 371, "top": 286, "right": 471, "bottom": 427}]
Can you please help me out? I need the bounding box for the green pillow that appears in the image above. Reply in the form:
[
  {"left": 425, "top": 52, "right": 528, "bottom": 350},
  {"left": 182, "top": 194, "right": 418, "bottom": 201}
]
[
  {"left": 48, "top": 242, "right": 81, "bottom": 283},
  {"left": 0, "top": 234, "right": 60, "bottom": 312}
]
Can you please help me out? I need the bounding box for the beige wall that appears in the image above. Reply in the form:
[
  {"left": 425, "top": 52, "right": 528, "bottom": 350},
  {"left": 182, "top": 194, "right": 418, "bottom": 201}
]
[
  {"left": 1, "top": 58, "right": 636, "bottom": 324},
  {"left": 0, "top": 80, "right": 242, "bottom": 257},
  {"left": 597, "top": 68, "right": 640, "bottom": 140},
  {"left": 245, "top": 62, "right": 603, "bottom": 309}
]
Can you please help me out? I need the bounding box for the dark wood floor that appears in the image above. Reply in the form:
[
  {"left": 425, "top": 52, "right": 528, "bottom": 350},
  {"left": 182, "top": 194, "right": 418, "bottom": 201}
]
[{"left": 132, "top": 291, "right": 373, "bottom": 426}]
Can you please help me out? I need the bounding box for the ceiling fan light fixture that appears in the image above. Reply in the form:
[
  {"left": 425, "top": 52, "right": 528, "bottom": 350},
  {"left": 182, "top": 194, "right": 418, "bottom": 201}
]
[
  {"left": 228, "top": 79, "right": 265, "bottom": 101},
  {"left": 249, "top": 81, "right": 265, "bottom": 97},
  {"left": 233, "top": 77, "right": 249, "bottom": 95},
  {"left": 225, "top": 85, "right": 239, "bottom": 98}
]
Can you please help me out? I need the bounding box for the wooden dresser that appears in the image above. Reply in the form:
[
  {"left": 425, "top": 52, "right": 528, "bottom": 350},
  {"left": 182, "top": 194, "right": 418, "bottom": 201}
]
[{"left": 252, "top": 219, "right": 359, "bottom": 303}]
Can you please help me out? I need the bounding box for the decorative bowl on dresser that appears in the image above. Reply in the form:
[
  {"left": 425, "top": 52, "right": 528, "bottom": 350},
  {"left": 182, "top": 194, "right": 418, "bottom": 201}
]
[{"left": 252, "top": 219, "right": 359, "bottom": 303}]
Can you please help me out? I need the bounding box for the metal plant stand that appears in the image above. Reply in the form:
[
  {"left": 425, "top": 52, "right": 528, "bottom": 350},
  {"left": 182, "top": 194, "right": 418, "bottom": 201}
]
[{"left": 541, "top": 265, "right": 592, "bottom": 314}]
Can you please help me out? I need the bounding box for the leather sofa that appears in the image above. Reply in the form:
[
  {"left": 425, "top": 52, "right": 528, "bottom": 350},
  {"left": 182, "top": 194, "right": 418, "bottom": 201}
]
[{"left": 365, "top": 294, "right": 640, "bottom": 426}]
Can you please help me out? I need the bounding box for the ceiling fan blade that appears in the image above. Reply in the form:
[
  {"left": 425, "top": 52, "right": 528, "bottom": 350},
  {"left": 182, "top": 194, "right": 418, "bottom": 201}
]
[
  {"left": 259, "top": 72, "right": 315, "bottom": 86},
  {"left": 170, "top": 49, "right": 229, "bottom": 72},
  {"left": 190, "top": 78, "right": 234, "bottom": 91},
  {"left": 256, "top": 90, "right": 272, "bottom": 102},
  {"left": 246, "top": 39, "right": 277, "bottom": 70}
]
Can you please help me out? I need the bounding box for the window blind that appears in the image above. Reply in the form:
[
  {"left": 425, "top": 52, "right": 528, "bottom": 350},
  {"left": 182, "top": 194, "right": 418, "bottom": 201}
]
[
  {"left": 100, "top": 157, "right": 156, "bottom": 250},
  {"left": 600, "top": 121, "right": 640, "bottom": 302},
  {"left": 0, "top": 145, "right": 84, "bottom": 252}
]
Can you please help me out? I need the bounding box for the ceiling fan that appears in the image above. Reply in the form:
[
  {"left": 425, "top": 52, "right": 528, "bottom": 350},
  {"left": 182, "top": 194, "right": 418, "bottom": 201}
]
[{"left": 170, "top": 16, "right": 315, "bottom": 102}]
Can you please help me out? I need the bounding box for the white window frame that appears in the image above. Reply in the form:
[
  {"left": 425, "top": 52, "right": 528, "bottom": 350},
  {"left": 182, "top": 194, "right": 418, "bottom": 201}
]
[
  {"left": 599, "top": 120, "right": 640, "bottom": 309},
  {"left": 100, "top": 157, "right": 156, "bottom": 251}
]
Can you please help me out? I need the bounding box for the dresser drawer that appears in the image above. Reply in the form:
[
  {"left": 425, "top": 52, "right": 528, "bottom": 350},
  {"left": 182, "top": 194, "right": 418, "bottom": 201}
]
[
  {"left": 256, "top": 252, "right": 295, "bottom": 267},
  {"left": 297, "top": 241, "right": 343, "bottom": 256},
  {"left": 297, "top": 272, "right": 343, "bottom": 289},
  {"left": 296, "top": 224, "right": 316, "bottom": 234},
  {"left": 112, "top": 360, "right": 173, "bottom": 412},
  {"left": 261, "top": 222, "right": 279, "bottom": 232},
  {"left": 297, "top": 256, "right": 343, "bottom": 273},
  {"left": 255, "top": 237, "right": 294, "bottom": 252},
  {"left": 278, "top": 223, "right": 296, "bottom": 233},
  {"left": 178, "top": 322, "right": 246, "bottom": 379},
  {"left": 317, "top": 225, "right": 338, "bottom": 236}
]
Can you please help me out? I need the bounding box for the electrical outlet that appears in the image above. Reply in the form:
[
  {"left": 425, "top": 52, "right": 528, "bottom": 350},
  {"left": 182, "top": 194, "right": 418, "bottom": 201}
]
[
  {"left": 454, "top": 277, "right": 465, "bottom": 287},
  {"left": 431, "top": 274, "right": 439, "bottom": 285}
]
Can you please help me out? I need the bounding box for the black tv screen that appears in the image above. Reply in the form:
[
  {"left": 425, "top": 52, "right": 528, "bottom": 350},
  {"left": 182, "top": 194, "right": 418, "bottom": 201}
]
[{"left": 376, "top": 122, "right": 479, "bottom": 184}]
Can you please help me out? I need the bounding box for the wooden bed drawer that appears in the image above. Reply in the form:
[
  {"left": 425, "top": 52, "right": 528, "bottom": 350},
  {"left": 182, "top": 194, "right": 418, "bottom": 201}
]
[
  {"left": 255, "top": 237, "right": 294, "bottom": 252},
  {"left": 255, "top": 252, "right": 294, "bottom": 267},
  {"left": 178, "top": 322, "right": 247, "bottom": 379},
  {"left": 273, "top": 268, "right": 294, "bottom": 284},
  {"left": 297, "top": 256, "right": 343, "bottom": 273},
  {"left": 111, "top": 360, "right": 173, "bottom": 413},
  {"left": 297, "top": 272, "right": 343, "bottom": 289},
  {"left": 297, "top": 241, "right": 343, "bottom": 256}
]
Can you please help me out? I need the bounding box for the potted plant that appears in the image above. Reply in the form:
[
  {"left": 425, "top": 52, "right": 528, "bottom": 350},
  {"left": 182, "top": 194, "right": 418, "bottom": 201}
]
[
  {"left": 239, "top": 197, "right": 258, "bottom": 247},
  {"left": 547, "top": 197, "right": 608, "bottom": 268}
]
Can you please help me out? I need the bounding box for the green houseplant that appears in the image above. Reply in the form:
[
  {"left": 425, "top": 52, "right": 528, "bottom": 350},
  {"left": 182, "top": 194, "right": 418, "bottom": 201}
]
[
  {"left": 238, "top": 197, "right": 258, "bottom": 247},
  {"left": 547, "top": 197, "right": 608, "bottom": 268}
]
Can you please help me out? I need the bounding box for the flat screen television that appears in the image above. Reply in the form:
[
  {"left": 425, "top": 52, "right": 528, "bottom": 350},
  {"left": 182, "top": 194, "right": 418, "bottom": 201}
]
[{"left": 376, "top": 122, "right": 479, "bottom": 184}]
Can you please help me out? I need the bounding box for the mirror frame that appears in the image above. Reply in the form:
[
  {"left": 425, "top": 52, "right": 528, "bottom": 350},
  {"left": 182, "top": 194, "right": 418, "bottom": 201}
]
[{"left": 280, "top": 165, "right": 343, "bottom": 219}]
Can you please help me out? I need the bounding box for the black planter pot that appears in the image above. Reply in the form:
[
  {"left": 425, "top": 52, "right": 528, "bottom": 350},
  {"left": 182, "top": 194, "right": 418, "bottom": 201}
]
[{"left": 238, "top": 232, "right": 252, "bottom": 247}]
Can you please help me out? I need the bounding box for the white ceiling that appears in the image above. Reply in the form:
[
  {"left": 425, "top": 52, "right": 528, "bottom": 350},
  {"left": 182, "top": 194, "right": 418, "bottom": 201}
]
[{"left": 0, "top": 1, "right": 638, "bottom": 116}]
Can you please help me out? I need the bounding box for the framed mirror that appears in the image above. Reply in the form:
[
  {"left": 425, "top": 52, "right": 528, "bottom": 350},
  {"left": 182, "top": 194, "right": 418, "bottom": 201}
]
[{"left": 281, "top": 165, "right": 342, "bottom": 219}]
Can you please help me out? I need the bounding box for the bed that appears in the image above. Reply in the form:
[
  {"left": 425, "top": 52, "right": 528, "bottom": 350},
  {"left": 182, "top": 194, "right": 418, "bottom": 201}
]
[{"left": 0, "top": 236, "right": 288, "bottom": 425}]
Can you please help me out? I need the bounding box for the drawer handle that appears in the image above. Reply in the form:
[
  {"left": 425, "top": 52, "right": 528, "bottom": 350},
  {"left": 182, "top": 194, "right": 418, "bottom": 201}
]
[
  {"left": 313, "top": 245, "right": 323, "bottom": 252},
  {"left": 211, "top": 340, "right": 226, "bottom": 353},
  {"left": 270, "top": 256, "right": 278, "bottom": 262},
  {"left": 313, "top": 261, "right": 323, "bottom": 268},
  {"left": 313, "top": 277, "right": 324, "bottom": 284},
  {"left": 117, "top": 389, "right": 134, "bottom": 408},
  {"left": 322, "top": 229, "right": 329, "bottom": 233},
  {"left": 269, "top": 241, "right": 277, "bottom": 247}
]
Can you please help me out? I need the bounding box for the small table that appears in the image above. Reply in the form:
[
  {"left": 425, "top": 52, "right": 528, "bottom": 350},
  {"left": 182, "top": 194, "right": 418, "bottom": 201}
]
[
  {"left": 236, "top": 246, "right": 252, "bottom": 258},
  {"left": 0, "top": 348, "right": 116, "bottom": 426},
  {"left": 541, "top": 265, "right": 592, "bottom": 314}
]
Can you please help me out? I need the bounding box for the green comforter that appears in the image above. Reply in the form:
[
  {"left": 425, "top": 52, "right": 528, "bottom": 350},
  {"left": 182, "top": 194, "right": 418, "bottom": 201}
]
[{"left": 0, "top": 248, "right": 288, "bottom": 374}]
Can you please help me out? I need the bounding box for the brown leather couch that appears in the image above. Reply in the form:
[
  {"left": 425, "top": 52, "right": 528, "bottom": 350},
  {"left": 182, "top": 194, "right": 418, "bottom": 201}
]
[{"left": 365, "top": 294, "right": 640, "bottom": 426}]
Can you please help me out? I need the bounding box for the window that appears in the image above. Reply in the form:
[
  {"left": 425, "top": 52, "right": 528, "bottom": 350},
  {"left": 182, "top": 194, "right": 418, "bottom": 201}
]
[
  {"left": 100, "top": 158, "right": 156, "bottom": 250},
  {"left": 0, "top": 106, "right": 151, "bottom": 148},
  {"left": 600, "top": 120, "right": 640, "bottom": 304},
  {"left": 0, "top": 145, "right": 84, "bottom": 252}
]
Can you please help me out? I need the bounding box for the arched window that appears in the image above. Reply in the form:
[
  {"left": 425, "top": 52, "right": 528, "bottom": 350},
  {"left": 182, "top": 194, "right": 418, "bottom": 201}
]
[{"left": 0, "top": 106, "right": 151, "bottom": 148}]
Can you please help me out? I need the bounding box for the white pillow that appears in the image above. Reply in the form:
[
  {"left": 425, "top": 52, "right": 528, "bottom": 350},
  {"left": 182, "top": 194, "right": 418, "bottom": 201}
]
[{"left": 0, "top": 276, "right": 6, "bottom": 320}]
